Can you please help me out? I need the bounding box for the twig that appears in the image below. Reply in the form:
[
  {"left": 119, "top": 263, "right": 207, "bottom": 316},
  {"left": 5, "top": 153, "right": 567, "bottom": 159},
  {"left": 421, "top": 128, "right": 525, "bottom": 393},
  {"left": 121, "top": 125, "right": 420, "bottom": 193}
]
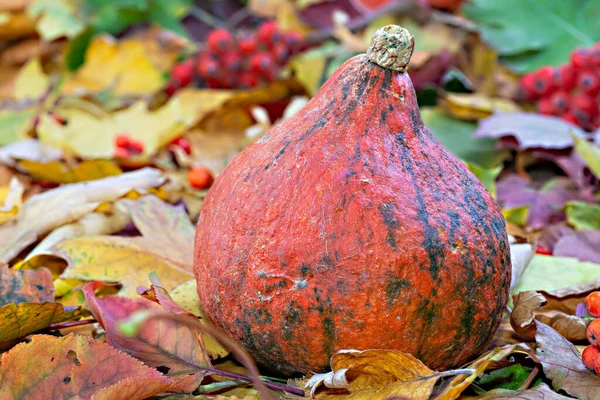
[
  {"left": 49, "top": 318, "right": 98, "bottom": 330},
  {"left": 227, "top": 7, "right": 251, "bottom": 28},
  {"left": 130, "top": 312, "right": 305, "bottom": 398},
  {"left": 187, "top": 6, "right": 228, "bottom": 28},
  {"left": 518, "top": 364, "right": 540, "bottom": 390}
]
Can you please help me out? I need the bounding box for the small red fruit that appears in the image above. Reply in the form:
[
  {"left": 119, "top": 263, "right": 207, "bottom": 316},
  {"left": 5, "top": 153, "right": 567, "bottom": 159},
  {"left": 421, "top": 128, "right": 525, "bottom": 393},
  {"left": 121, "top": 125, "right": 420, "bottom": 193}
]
[
  {"left": 561, "top": 112, "right": 580, "bottom": 126},
  {"left": 250, "top": 52, "right": 275, "bottom": 74},
  {"left": 549, "top": 91, "right": 570, "bottom": 114},
  {"left": 223, "top": 52, "right": 242, "bottom": 72},
  {"left": 582, "top": 345, "right": 600, "bottom": 370},
  {"left": 171, "top": 59, "right": 194, "bottom": 87},
  {"left": 238, "top": 34, "right": 258, "bottom": 54},
  {"left": 578, "top": 70, "right": 600, "bottom": 97},
  {"left": 532, "top": 66, "right": 557, "bottom": 97},
  {"left": 571, "top": 47, "right": 592, "bottom": 69},
  {"left": 535, "top": 244, "right": 552, "bottom": 255},
  {"left": 239, "top": 71, "right": 259, "bottom": 88},
  {"left": 586, "top": 291, "right": 600, "bottom": 318},
  {"left": 272, "top": 43, "right": 290, "bottom": 65},
  {"left": 520, "top": 73, "right": 538, "bottom": 100},
  {"left": 114, "top": 147, "right": 130, "bottom": 159},
  {"left": 591, "top": 43, "right": 600, "bottom": 67},
  {"left": 257, "top": 21, "right": 281, "bottom": 46},
  {"left": 197, "top": 56, "right": 220, "bottom": 80},
  {"left": 536, "top": 97, "right": 555, "bottom": 115},
  {"left": 170, "top": 136, "right": 191, "bottom": 155},
  {"left": 207, "top": 28, "right": 234, "bottom": 54},
  {"left": 188, "top": 166, "right": 214, "bottom": 189},
  {"left": 115, "top": 134, "right": 130, "bottom": 148},
  {"left": 284, "top": 31, "right": 303, "bottom": 52},
  {"left": 587, "top": 319, "right": 600, "bottom": 346},
  {"left": 129, "top": 140, "right": 144, "bottom": 155},
  {"left": 554, "top": 64, "right": 577, "bottom": 91},
  {"left": 572, "top": 94, "right": 599, "bottom": 119}
]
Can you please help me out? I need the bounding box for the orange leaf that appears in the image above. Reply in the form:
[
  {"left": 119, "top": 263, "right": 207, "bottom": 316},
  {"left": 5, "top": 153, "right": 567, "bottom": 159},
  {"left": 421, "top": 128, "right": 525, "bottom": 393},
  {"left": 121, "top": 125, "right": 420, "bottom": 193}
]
[
  {"left": 0, "top": 265, "right": 53, "bottom": 304},
  {"left": 0, "top": 334, "right": 177, "bottom": 400}
]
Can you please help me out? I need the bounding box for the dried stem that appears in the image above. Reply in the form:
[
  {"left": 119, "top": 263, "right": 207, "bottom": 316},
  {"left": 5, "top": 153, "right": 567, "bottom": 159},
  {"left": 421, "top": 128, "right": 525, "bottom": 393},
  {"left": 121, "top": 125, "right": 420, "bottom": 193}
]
[
  {"left": 518, "top": 364, "right": 540, "bottom": 390},
  {"left": 49, "top": 318, "right": 98, "bottom": 330}
]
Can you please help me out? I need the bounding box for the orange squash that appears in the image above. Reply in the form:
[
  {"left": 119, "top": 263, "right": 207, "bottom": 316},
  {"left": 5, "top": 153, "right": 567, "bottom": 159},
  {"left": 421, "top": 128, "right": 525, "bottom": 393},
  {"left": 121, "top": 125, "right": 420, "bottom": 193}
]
[{"left": 194, "top": 25, "right": 511, "bottom": 375}]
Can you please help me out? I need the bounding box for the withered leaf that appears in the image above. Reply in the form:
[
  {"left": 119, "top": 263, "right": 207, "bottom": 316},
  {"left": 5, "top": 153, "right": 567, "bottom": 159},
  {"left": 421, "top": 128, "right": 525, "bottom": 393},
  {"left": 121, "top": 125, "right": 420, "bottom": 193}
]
[{"left": 0, "top": 266, "right": 53, "bottom": 305}]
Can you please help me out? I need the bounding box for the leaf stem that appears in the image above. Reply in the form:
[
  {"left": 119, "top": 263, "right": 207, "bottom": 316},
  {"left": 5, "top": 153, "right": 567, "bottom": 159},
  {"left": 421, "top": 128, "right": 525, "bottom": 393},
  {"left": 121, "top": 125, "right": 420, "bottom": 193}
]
[{"left": 49, "top": 318, "right": 98, "bottom": 330}]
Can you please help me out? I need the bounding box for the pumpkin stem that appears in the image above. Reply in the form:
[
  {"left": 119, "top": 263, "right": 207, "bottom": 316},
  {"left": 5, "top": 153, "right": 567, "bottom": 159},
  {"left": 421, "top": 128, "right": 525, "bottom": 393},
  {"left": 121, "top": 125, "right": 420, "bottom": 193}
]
[{"left": 366, "top": 25, "right": 414, "bottom": 72}]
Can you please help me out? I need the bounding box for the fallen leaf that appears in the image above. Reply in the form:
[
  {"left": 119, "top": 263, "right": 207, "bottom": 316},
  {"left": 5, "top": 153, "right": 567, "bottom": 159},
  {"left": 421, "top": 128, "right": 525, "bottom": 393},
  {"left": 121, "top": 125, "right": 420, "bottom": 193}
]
[
  {"left": 0, "top": 167, "right": 165, "bottom": 263},
  {"left": 28, "top": 0, "right": 85, "bottom": 41},
  {"left": 0, "top": 0, "right": 32, "bottom": 12},
  {"left": 509, "top": 239, "right": 534, "bottom": 293},
  {"left": 0, "top": 108, "right": 37, "bottom": 146},
  {"left": 168, "top": 279, "right": 229, "bottom": 360},
  {"left": 13, "top": 57, "right": 49, "bottom": 100},
  {"left": 0, "top": 302, "right": 86, "bottom": 346},
  {"left": 0, "top": 11, "right": 37, "bottom": 40},
  {"left": 435, "top": 344, "right": 536, "bottom": 399},
  {"left": 459, "top": 382, "right": 572, "bottom": 399},
  {"left": 0, "top": 138, "right": 62, "bottom": 166},
  {"left": 553, "top": 230, "right": 600, "bottom": 263},
  {"left": 0, "top": 266, "right": 53, "bottom": 304},
  {"left": 305, "top": 349, "right": 440, "bottom": 399},
  {"left": 572, "top": 133, "right": 600, "bottom": 180},
  {"left": 511, "top": 291, "right": 588, "bottom": 341},
  {"left": 535, "top": 320, "right": 600, "bottom": 399},
  {"left": 18, "top": 159, "right": 122, "bottom": 184},
  {"left": 463, "top": 0, "right": 600, "bottom": 73},
  {"left": 441, "top": 93, "right": 520, "bottom": 121},
  {"left": 83, "top": 281, "right": 210, "bottom": 383},
  {"left": 0, "top": 334, "right": 180, "bottom": 399},
  {"left": 565, "top": 201, "right": 600, "bottom": 230},
  {"left": 0, "top": 176, "right": 24, "bottom": 224},
  {"left": 55, "top": 195, "right": 194, "bottom": 296},
  {"left": 474, "top": 113, "right": 587, "bottom": 151}
]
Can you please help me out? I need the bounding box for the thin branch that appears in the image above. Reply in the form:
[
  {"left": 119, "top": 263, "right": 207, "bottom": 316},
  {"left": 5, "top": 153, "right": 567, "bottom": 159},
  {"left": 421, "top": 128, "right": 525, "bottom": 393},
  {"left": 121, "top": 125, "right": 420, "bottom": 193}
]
[
  {"left": 187, "top": 6, "right": 228, "bottom": 28},
  {"left": 518, "top": 365, "right": 540, "bottom": 390},
  {"left": 49, "top": 318, "right": 98, "bottom": 330}
]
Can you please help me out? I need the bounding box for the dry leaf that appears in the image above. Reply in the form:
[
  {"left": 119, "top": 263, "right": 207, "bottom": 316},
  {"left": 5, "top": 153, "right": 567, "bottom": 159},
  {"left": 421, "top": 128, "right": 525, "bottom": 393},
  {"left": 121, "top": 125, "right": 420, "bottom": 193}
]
[
  {"left": 0, "top": 167, "right": 165, "bottom": 263},
  {"left": 535, "top": 320, "right": 600, "bottom": 400},
  {"left": 305, "top": 349, "right": 440, "bottom": 399},
  {"left": 441, "top": 93, "right": 520, "bottom": 121},
  {"left": 83, "top": 281, "right": 210, "bottom": 383},
  {"left": 55, "top": 196, "right": 195, "bottom": 296},
  {"left": 459, "top": 382, "right": 571, "bottom": 399},
  {"left": 0, "top": 138, "right": 63, "bottom": 166},
  {"left": 13, "top": 57, "right": 49, "bottom": 100},
  {"left": 0, "top": 302, "right": 86, "bottom": 346},
  {"left": 0, "top": 12, "right": 37, "bottom": 40},
  {"left": 0, "top": 176, "right": 24, "bottom": 224},
  {"left": 0, "top": 265, "right": 53, "bottom": 304},
  {"left": 0, "top": 334, "right": 179, "bottom": 399},
  {"left": 61, "top": 35, "right": 164, "bottom": 95},
  {"left": 511, "top": 291, "right": 589, "bottom": 341},
  {"left": 0, "top": 0, "right": 32, "bottom": 12},
  {"left": 18, "top": 159, "right": 122, "bottom": 184}
]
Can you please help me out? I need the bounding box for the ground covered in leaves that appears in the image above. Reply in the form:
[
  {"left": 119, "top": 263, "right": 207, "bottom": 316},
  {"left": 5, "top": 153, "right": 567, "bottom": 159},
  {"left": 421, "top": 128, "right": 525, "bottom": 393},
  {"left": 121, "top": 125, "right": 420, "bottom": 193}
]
[{"left": 1, "top": 0, "right": 600, "bottom": 399}]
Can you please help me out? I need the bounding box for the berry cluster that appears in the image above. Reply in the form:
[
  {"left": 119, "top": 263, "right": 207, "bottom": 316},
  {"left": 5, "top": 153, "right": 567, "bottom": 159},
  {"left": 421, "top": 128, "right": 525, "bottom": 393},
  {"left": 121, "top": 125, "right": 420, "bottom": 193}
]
[
  {"left": 114, "top": 133, "right": 144, "bottom": 158},
  {"left": 166, "top": 21, "right": 304, "bottom": 94},
  {"left": 582, "top": 292, "right": 600, "bottom": 373},
  {"left": 521, "top": 43, "right": 600, "bottom": 131}
]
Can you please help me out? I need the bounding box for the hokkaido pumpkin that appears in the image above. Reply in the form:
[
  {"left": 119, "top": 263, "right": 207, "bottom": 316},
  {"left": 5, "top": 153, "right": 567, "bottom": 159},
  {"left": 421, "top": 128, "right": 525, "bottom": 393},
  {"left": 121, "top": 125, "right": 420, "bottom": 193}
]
[{"left": 194, "top": 25, "right": 511, "bottom": 375}]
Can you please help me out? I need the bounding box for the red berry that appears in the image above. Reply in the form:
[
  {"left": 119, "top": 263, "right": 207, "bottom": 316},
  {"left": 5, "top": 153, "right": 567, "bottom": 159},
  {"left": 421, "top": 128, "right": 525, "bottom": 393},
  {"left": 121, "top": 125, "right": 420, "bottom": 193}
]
[
  {"left": 115, "top": 134, "right": 130, "bottom": 148},
  {"left": 591, "top": 43, "right": 600, "bottom": 67},
  {"left": 188, "top": 166, "right": 214, "bottom": 189},
  {"left": 239, "top": 71, "right": 259, "bottom": 88},
  {"left": 165, "top": 82, "right": 177, "bottom": 96},
  {"left": 554, "top": 64, "right": 577, "bottom": 91},
  {"left": 170, "top": 136, "right": 191, "bottom": 155},
  {"left": 171, "top": 59, "right": 194, "bottom": 87},
  {"left": 582, "top": 345, "right": 600, "bottom": 370},
  {"left": 207, "top": 28, "right": 234, "bottom": 54},
  {"left": 250, "top": 52, "right": 275, "bottom": 74},
  {"left": 586, "top": 292, "right": 600, "bottom": 318},
  {"left": 571, "top": 47, "right": 592, "bottom": 69},
  {"left": 549, "top": 91, "right": 570, "bottom": 114},
  {"left": 535, "top": 244, "right": 552, "bottom": 255},
  {"left": 572, "top": 94, "right": 599, "bottom": 120},
  {"left": 238, "top": 34, "right": 258, "bottom": 54},
  {"left": 272, "top": 43, "right": 290, "bottom": 65},
  {"left": 114, "top": 147, "right": 129, "bottom": 159},
  {"left": 223, "top": 52, "right": 242, "bottom": 72},
  {"left": 520, "top": 73, "right": 538, "bottom": 100},
  {"left": 561, "top": 112, "right": 580, "bottom": 126},
  {"left": 532, "top": 66, "right": 557, "bottom": 97},
  {"left": 257, "top": 21, "right": 281, "bottom": 46},
  {"left": 197, "top": 56, "right": 220, "bottom": 80},
  {"left": 578, "top": 70, "right": 600, "bottom": 96},
  {"left": 284, "top": 31, "right": 303, "bottom": 53},
  {"left": 537, "top": 97, "right": 556, "bottom": 115},
  {"left": 128, "top": 140, "right": 144, "bottom": 155},
  {"left": 587, "top": 319, "right": 600, "bottom": 346}
]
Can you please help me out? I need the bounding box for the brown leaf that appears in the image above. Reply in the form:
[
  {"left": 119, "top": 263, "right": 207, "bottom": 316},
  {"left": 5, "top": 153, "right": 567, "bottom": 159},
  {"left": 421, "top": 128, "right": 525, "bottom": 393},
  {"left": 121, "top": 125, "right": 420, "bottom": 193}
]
[
  {"left": 0, "top": 265, "right": 53, "bottom": 304},
  {"left": 459, "top": 382, "right": 571, "bottom": 399},
  {"left": 0, "top": 168, "right": 165, "bottom": 263},
  {"left": 305, "top": 349, "right": 440, "bottom": 399},
  {"left": 0, "top": 302, "right": 86, "bottom": 347},
  {"left": 511, "top": 290, "right": 591, "bottom": 341},
  {"left": 0, "top": 334, "right": 178, "bottom": 400},
  {"left": 83, "top": 281, "right": 211, "bottom": 380},
  {"left": 435, "top": 344, "right": 537, "bottom": 399},
  {"left": 535, "top": 320, "right": 600, "bottom": 399}
]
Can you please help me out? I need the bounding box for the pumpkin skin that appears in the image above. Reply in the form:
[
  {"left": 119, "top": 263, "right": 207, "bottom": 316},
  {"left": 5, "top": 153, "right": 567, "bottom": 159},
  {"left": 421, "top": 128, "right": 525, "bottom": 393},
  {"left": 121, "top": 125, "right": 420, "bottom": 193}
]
[{"left": 194, "top": 26, "right": 511, "bottom": 375}]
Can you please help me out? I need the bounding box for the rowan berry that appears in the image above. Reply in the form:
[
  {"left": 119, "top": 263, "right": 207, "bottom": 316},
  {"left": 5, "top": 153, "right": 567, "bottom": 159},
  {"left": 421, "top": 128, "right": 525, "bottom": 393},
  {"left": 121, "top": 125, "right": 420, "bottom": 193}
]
[
  {"left": 586, "top": 291, "right": 600, "bottom": 318},
  {"left": 188, "top": 166, "right": 214, "bottom": 189},
  {"left": 207, "top": 28, "right": 234, "bottom": 54},
  {"left": 587, "top": 319, "right": 600, "bottom": 346},
  {"left": 582, "top": 345, "right": 600, "bottom": 370}
]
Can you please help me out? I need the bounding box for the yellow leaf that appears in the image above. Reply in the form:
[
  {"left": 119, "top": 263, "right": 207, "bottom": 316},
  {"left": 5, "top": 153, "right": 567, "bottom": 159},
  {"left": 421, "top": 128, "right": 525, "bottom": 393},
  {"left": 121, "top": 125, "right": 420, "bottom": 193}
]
[
  {"left": 290, "top": 53, "right": 327, "bottom": 95},
  {"left": 572, "top": 133, "right": 600, "bottom": 179},
  {"left": 0, "top": 176, "right": 23, "bottom": 224},
  {"left": 0, "top": 168, "right": 165, "bottom": 263},
  {"left": 441, "top": 93, "right": 520, "bottom": 121},
  {"left": 13, "top": 58, "right": 49, "bottom": 100},
  {"left": 0, "top": 108, "right": 36, "bottom": 146},
  {"left": 0, "top": 12, "right": 37, "bottom": 40},
  {"left": 61, "top": 35, "right": 165, "bottom": 96},
  {"left": 502, "top": 206, "right": 529, "bottom": 227},
  {"left": 305, "top": 349, "right": 440, "bottom": 399},
  {"left": 38, "top": 89, "right": 235, "bottom": 158},
  {"left": 248, "top": 0, "right": 288, "bottom": 18},
  {"left": 56, "top": 196, "right": 195, "bottom": 297},
  {"left": 18, "top": 159, "right": 122, "bottom": 184}
]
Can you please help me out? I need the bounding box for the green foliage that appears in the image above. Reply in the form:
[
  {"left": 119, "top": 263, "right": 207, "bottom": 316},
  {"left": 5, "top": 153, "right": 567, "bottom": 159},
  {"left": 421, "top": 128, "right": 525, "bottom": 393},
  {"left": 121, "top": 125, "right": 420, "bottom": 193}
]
[
  {"left": 475, "top": 364, "right": 533, "bottom": 392},
  {"left": 463, "top": 0, "right": 600, "bottom": 73},
  {"left": 565, "top": 201, "right": 600, "bottom": 230}
]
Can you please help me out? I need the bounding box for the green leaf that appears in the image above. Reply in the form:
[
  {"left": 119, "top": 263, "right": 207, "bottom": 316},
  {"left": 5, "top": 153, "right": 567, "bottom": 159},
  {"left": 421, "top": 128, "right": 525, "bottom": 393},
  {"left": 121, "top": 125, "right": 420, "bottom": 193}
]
[
  {"left": 564, "top": 201, "right": 600, "bottom": 230},
  {"left": 463, "top": 0, "right": 600, "bottom": 73},
  {"left": 511, "top": 255, "right": 600, "bottom": 296},
  {"left": 65, "top": 28, "right": 95, "bottom": 72},
  {"left": 29, "top": 0, "right": 86, "bottom": 41},
  {"left": 0, "top": 109, "right": 37, "bottom": 146},
  {"left": 91, "top": 6, "right": 145, "bottom": 35},
  {"left": 147, "top": 0, "right": 190, "bottom": 37},
  {"left": 477, "top": 364, "right": 532, "bottom": 391},
  {"left": 502, "top": 206, "right": 530, "bottom": 227},
  {"left": 572, "top": 133, "right": 600, "bottom": 179},
  {"left": 467, "top": 163, "right": 502, "bottom": 198},
  {"left": 421, "top": 107, "right": 508, "bottom": 168}
]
